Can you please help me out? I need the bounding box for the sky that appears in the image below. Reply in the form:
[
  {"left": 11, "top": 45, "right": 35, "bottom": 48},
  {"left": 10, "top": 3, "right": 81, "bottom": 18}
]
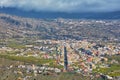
[{"left": 0, "top": 0, "right": 120, "bottom": 13}]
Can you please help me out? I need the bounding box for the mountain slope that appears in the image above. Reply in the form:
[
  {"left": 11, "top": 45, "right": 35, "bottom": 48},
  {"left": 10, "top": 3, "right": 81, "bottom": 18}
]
[{"left": 0, "top": 13, "right": 120, "bottom": 41}]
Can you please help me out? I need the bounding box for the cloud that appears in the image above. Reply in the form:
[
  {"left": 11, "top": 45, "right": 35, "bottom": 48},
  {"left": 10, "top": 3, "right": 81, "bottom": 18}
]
[{"left": 0, "top": 0, "right": 120, "bottom": 12}]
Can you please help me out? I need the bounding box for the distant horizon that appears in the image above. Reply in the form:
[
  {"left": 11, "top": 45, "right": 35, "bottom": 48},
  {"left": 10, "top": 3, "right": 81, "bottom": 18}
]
[{"left": 0, "top": 7, "right": 120, "bottom": 19}]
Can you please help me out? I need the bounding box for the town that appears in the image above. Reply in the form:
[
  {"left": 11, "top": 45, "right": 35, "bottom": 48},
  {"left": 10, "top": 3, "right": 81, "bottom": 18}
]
[{"left": 0, "top": 38, "right": 120, "bottom": 80}]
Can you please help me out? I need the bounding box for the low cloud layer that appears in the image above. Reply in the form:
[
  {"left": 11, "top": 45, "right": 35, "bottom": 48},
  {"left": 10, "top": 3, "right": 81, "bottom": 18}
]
[{"left": 0, "top": 0, "right": 120, "bottom": 12}]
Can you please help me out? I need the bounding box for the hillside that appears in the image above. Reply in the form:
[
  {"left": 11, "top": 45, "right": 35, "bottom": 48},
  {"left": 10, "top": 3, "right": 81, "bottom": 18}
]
[{"left": 0, "top": 13, "right": 120, "bottom": 41}]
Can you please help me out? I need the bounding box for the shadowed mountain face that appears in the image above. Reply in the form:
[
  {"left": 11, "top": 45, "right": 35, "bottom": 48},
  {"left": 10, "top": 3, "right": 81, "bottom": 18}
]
[
  {"left": 0, "top": 13, "right": 120, "bottom": 41},
  {"left": 0, "top": 7, "right": 120, "bottom": 19}
]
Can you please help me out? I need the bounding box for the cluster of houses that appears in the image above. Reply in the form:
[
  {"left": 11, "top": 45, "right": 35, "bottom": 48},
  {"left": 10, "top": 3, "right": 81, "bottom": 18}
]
[{"left": 0, "top": 39, "right": 120, "bottom": 79}]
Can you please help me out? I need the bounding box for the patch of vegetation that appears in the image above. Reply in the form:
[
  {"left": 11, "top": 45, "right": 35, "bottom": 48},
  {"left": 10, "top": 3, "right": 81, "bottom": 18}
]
[
  {"left": 6, "top": 51, "right": 21, "bottom": 55},
  {"left": 7, "top": 41, "right": 25, "bottom": 49},
  {"left": 0, "top": 54, "right": 64, "bottom": 69},
  {"left": 93, "top": 64, "right": 120, "bottom": 77},
  {"left": 106, "top": 55, "right": 120, "bottom": 63},
  {"left": 31, "top": 72, "right": 91, "bottom": 80},
  {"left": 108, "top": 71, "right": 120, "bottom": 77},
  {"left": 0, "top": 54, "right": 52, "bottom": 63}
]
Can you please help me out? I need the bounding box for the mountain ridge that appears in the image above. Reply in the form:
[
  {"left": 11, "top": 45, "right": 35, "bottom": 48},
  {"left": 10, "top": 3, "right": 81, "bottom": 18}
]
[
  {"left": 0, "top": 13, "right": 120, "bottom": 41},
  {"left": 0, "top": 7, "right": 120, "bottom": 19}
]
